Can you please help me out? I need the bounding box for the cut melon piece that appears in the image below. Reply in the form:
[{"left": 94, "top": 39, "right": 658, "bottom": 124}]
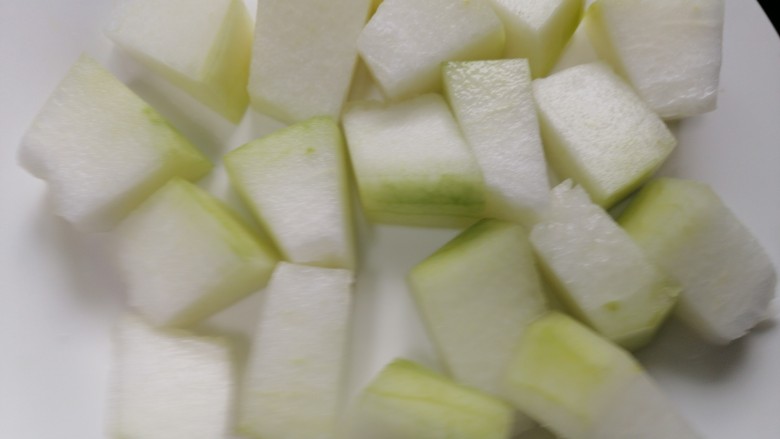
[
  {"left": 489, "top": 0, "right": 583, "bottom": 77},
  {"left": 342, "top": 94, "right": 485, "bottom": 227},
  {"left": 349, "top": 359, "right": 514, "bottom": 439},
  {"left": 357, "top": 0, "right": 505, "bottom": 100},
  {"left": 586, "top": 0, "right": 724, "bottom": 119},
  {"left": 249, "top": 0, "right": 372, "bottom": 123},
  {"left": 503, "top": 312, "right": 702, "bottom": 439},
  {"left": 529, "top": 181, "right": 679, "bottom": 349},
  {"left": 533, "top": 62, "right": 676, "bottom": 207},
  {"left": 239, "top": 263, "right": 353, "bottom": 439},
  {"left": 109, "top": 314, "right": 233, "bottom": 439},
  {"left": 106, "top": 0, "right": 253, "bottom": 122},
  {"left": 114, "top": 179, "right": 278, "bottom": 327},
  {"left": 225, "top": 117, "right": 356, "bottom": 270},
  {"left": 19, "top": 55, "right": 211, "bottom": 231},
  {"left": 619, "top": 178, "right": 777, "bottom": 343},
  {"left": 443, "top": 59, "right": 549, "bottom": 225}
]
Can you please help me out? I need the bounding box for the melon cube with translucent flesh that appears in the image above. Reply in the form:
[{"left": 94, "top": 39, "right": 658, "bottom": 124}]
[
  {"left": 619, "top": 178, "right": 777, "bottom": 344},
  {"left": 409, "top": 219, "right": 548, "bottom": 434},
  {"left": 19, "top": 55, "right": 211, "bottom": 231},
  {"left": 249, "top": 0, "right": 372, "bottom": 123},
  {"left": 225, "top": 117, "right": 356, "bottom": 270},
  {"left": 239, "top": 263, "right": 353, "bottom": 439},
  {"left": 349, "top": 359, "right": 514, "bottom": 439},
  {"left": 489, "top": 0, "right": 583, "bottom": 77},
  {"left": 587, "top": 0, "right": 724, "bottom": 119},
  {"left": 443, "top": 59, "right": 549, "bottom": 225},
  {"left": 342, "top": 94, "right": 485, "bottom": 227},
  {"left": 110, "top": 315, "right": 233, "bottom": 439},
  {"left": 358, "top": 0, "right": 505, "bottom": 101},
  {"left": 503, "top": 313, "right": 702, "bottom": 439},
  {"left": 115, "top": 179, "right": 278, "bottom": 327},
  {"left": 530, "top": 181, "right": 680, "bottom": 349},
  {"left": 533, "top": 62, "right": 676, "bottom": 208},
  {"left": 106, "top": 0, "right": 253, "bottom": 122}
]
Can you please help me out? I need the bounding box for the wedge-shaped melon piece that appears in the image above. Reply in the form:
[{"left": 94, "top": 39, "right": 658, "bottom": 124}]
[
  {"left": 443, "top": 59, "right": 549, "bottom": 225},
  {"left": 530, "top": 181, "right": 679, "bottom": 349},
  {"left": 489, "top": 0, "right": 583, "bottom": 77},
  {"left": 19, "top": 55, "right": 211, "bottom": 231},
  {"left": 586, "top": 0, "right": 724, "bottom": 119},
  {"left": 503, "top": 313, "right": 702, "bottom": 439},
  {"left": 115, "top": 179, "right": 278, "bottom": 327},
  {"left": 342, "top": 94, "right": 485, "bottom": 227},
  {"left": 106, "top": 0, "right": 253, "bottom": 122},
  {"left": 249, "top": 0, "right": 372, "bottom": 123},
  {"left": 619, "top": 178, "right": 777, "bottom": 343},
  {"left": 533, "top": 62, "right": 676, "bottom": 207},
  {"left": 110, "top": 315, "right": 233, "bottom": 439},
  {"left": 358, "top": 0, "right": 505, "bottom": 100},
  {"left": 349, "top": 359, "right": 514, "bottom": 439},
  {"left": 409, "top": 219, "right": 547, "bottom": 433},
  {"left": 239, "top": 263, "right": 353, "bottom": 439},
  {"left": 225, "top": 117, "right": 356, "bottom": 270}
]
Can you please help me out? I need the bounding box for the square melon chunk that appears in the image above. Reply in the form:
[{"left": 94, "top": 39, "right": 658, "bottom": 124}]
[
  {"left": 239, "top": 263, "right": 353, "bottom": 439},
  {"left": 342, "top": 94, "right": 485, "bottom": 227},
  {"left": 349, "top": 359, "right": 514, "bottom": 439},
  {"left": 106, "top": 0, "right": 253, "bottom": 122},
  {"left": 19, "top": 55, "right": 211, "bottom": 231},
  {"left": 114, "top": 179, "right": 278, "bottom": 327},
  {"left": 619, "top": 178, "right": 777, "bottom": 343},
  {"left": 503, "top": 313, "right": 702, "bottom": 439},
  {"left": 533, "top": 62, "right": 676, "bottom": 208},
  {"left": 358, "top": 0, "right": 505, "bottom": 100},
  {"left": 109, "top": 315, "right": 233, "bottom": 439},
  {"left": 249, "top": 0, "right": 372, "bottom": 123},
  {"left": 489, "top": 0, "right": 583, "bottom": 77},
  {"left": 443, "top": 59, "right": 549, "bottom": 225},
  {"left": 225, "top": 117, "right": 356, "bottom": 270},
  {"left": 586, "top": 0, "right": 724, "bottom": 119},
  {"left": 530, "top": 181, "right": 680, "bottom": 349}
]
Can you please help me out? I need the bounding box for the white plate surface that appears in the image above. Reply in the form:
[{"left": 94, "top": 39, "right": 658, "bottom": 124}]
[{"left": 1, "top": 1, "right": 779, "bottom": 438}]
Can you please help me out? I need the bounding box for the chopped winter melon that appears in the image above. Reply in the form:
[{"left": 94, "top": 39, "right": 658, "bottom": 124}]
[
  {"left": 19, "top": 55, "right": 211, "bottom": 231},
  {"left": 224, "top": 117, "right": 356, "bottom": 270},
  {"left": 443, "top": 59, "right": 549, "bottom": 225},
  {"left": 619, "top": 178, "right": 777, "bottom": 343},
  {"left": 530, "top": 181, "right": 680, "bottom": 349},
  {"left": 342, "top": 94, "right": 485, "bottom": 227},
  {"left": 106, "top": 0, "right": 253, "bottom": 122},
  {"left": 114, "top": 179, "right": 278, "bottom": 327},
  {"left": 502, "top": 312, "right": 702, "bottom": 439},
  {"left": 532, "top": 62, "right": 676, "bottom": 207}
]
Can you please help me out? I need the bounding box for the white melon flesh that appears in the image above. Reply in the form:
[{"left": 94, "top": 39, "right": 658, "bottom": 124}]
[
  {"left": 342, "top": 94, "right": 485, "bottom": 227},
  {"left": 19, "top": 55, "right": 211, "bottom": 231},
  {"left": 249, "top": 0, "right": 372, "bottom": 123},
  {"left": 115, "top": 179, "right": 278, "bottom": 327},
  {"left": 443, "top": 59, "right": 549, "bottom": 225},
  {"left": 502, "top": 312, "right": 702, "bottom": 439},
  {"left": 106, "top": 0, "right": 253, "bottom": 122},
  {"left": 533, "top": 62, "right": 676, "bottom": 207},
  {"left": 225, "top": 117, "right": 356, "bottom": 270},
  {"left": 409, "top": 220, "right": 546, "bottom": 416},
  {"left": 619, "top": 178, "right": 777, "bottom": 343},
  {"left": 586, "top": 0, "right": 724, "bottom": 119},
  {"left": 239, "top": 263, "right": 353, "bottom": 439},
  {"left": 358, "top": 0, "right": 505, "bottom": 100},
  {"left": 489, "top": 0, "right": 583, "bottom": 77},
  {"left": 530, "top": 181, "right": 679, "bottom": 349},
  {"left": 110, "top": 315, "right": 233, "bottom": 439},
  {"left": 349, "top": 359, "right": 514, "bottom": 439}
]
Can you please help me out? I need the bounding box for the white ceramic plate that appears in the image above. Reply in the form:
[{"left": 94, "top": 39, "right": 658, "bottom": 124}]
[{"left": 1, "top": 1, "right": 778, "bottom": 438}]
